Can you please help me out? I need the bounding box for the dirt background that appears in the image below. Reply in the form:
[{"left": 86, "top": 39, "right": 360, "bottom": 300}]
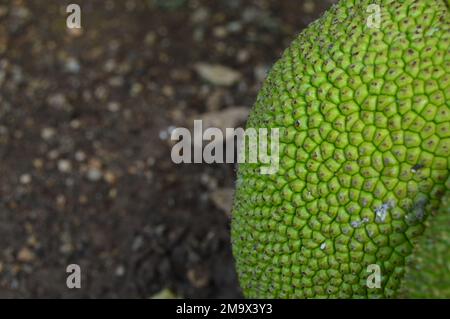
[{"left": 0, "top": 0, "right": 336, "bottom": 298}]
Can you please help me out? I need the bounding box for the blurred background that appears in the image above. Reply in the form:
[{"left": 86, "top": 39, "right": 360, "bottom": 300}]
[{"left": 0, "top": 0, "right": 337, "bottom": 298}]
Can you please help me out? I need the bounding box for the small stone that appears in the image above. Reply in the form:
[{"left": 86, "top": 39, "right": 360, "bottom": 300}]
[
  {"left": 192, "top": 106, "right": 249, "bottom": 142},
  {"left": 132, "top": 236, "right": 143, "bottom": 251},
  {"left": 193, "top": 28, "right": 205, "bottom": 42},
  {"left": 87, "top": 168, "right": 102, "bottom": 182},
  {"left": 79, "top": 195, "right": 88, "bottom": 204},
  {"left": 41, "top": 127, "right": 56, "bottom": 140},
  {"left": 162, "top": 85, "right": 175, "bottom": 97},
  {"left": 75, "top": 151, "right": 86, "bottom": 162},
  {"left": 109, "top": 76, "right": 124, "bottom": 87},
  {"left": 95, "top": 85, "right": 108, "bottom": 100},
  {"left": 48, "top": 149, "right": 59, "bottom": 160},
  {"left": 115, "top": 265, "right": 125, "bottom": 277},
  {"left": 191, "top": 7, "right": 209, "bottom": 24},
  {"left": 109, "top": 188, "right": 118, "bottom": 198},
  {"left": 151, "top": 288, "right": 177, "bottom": 299},
  {"left": 0, "top": 125, "right": 7, "bottom": 135},
  {"left": 213, "top": 26, "right": 228, "bottom": 38},
  {"left": 33, "top": 158, "right": 44, "bottom": 169},
  {"left": 194, "top": 63, "right": 241, "bottom": 87},
  {"left": 60, "top": 243, "right": 73, "bottom": 254},
  {"left": 67, "top": 27, "right": 83, "bottom": 37},
  {"left": 130, "top": 83, "right": 143, "bottom": 96},
  {"left": 242, "top": 7, "right": 260, "bottom": 23},
  {"left": 103, "top": 59, "right": 117, "bottom": 72},
  {"left": 57, "top": 159, "right": 72, "bottom": 173},
  {"left": 0, "top": 6, "right": 7, "bottom": 18},
  {"left": 56, "top": 195, "right": 66, "bottom": 208},
  {"left": 13, "top": 130, "right": 23, "bottom": 139},
  {"left": 47, "top": 93, "right": 67, "bottom": 108},
  {"left": 237, "top": 49, "right": 250, "bottom": 63},
  {"left": 303, "top": 0, "right": 315, "bottom": 14},
  {"left": 104, "top": 171, "right": 117, "bottom": 184},
  {"left": 107, "top": 101, "right": 121, "bottom": 112},
  {"left": 144, "top": 32, "right": 157, "bottom": 45},
  {"left": 17, "top": 247, "right": 35, "bottom": 262},
  {"left": 159, "top": 126, "right": 176, "bottom": 141},
  {"left": 159, "top": 130, "right": 169, "bottom": 140},
  {"left": 206, "top": 89, "right": 227, "bottom": 111},
  {"left": 20, "top": 174, "right": 32, "bottom": 185},
  {"left": 86, "top": 159, "right": 103, "bottom": 181},
  {"left": 254, "top": 64, "right": 270, "bottom": 82},
  {"left": 70, "top": 119, "right": 81, "bottom": 129},
  {"left": 65, "top": 57, "right": 81, "bottom": 73},
  {"left": 147, "top": 157, "right": 156, "bottom": 166},
  {"left": 227, "top": 21, "right": 243, "bottom": 33},
  {"left": 187, "top": 268, "right": 209, "bottom": 288},
  {"left": 170, "top": 69, "right": 191, "bottom": 81}
]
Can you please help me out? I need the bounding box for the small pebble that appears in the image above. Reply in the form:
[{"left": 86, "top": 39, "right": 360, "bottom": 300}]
[
  {"left": 115, "top": 265, "right": 125, "bottom": 277},
  {"left": 17, "top": 247, "right": 35, "bottom": 262},
  {"left": 41, "top": 127, "right": 56, "bottom": 140},
  {"left": 75, "top": 151, "right": 86, "bottom": 162},
  {"left": 107, "top": 101, "right": 121, "bottom": 112},
  {"left": 20, "top": 174, "right": 32, "bottom": 184},
  {"left": 57, "top": 159, "right": 72, "bottom": 173},
  {"left": 87, "top": 168, "right": 102, "bottom": 182}
]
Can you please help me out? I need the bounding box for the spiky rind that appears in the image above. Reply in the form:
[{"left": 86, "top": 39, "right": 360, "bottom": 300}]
[{"left": 232, "top": 0, "right": 450, "bottom": 298}]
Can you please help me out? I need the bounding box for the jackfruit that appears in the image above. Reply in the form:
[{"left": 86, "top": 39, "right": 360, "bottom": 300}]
[
  {"left": 231, "top": 0, "right": 449, "bottom": 298},
  {"left": 399, "top": 182, "right": 450, "bottom": 298}
]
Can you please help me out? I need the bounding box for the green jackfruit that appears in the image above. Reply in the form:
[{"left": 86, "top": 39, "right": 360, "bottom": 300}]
[
  {"left": 231, "top": 0, "right": 450, "bottom": 298},
  {"left": 399, "top": 182, "right": 450, "bottom": 298}
]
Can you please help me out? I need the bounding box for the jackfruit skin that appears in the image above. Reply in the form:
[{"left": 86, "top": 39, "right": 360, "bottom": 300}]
[
  {"left": 399, "top": 183, "right": 450, "bottom": 298},
  {"left": 231, "top": 0, "right": 450, "bottom": 298}
]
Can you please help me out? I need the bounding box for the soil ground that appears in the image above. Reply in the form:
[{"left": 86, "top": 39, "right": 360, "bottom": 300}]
[{"left": 0, "top": 0, "right": 335, "bottom": 298}]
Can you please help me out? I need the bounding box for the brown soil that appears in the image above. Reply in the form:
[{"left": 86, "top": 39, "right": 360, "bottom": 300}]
[{"left": 0, "top": 0, "right": 336, "bottom": 298}]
